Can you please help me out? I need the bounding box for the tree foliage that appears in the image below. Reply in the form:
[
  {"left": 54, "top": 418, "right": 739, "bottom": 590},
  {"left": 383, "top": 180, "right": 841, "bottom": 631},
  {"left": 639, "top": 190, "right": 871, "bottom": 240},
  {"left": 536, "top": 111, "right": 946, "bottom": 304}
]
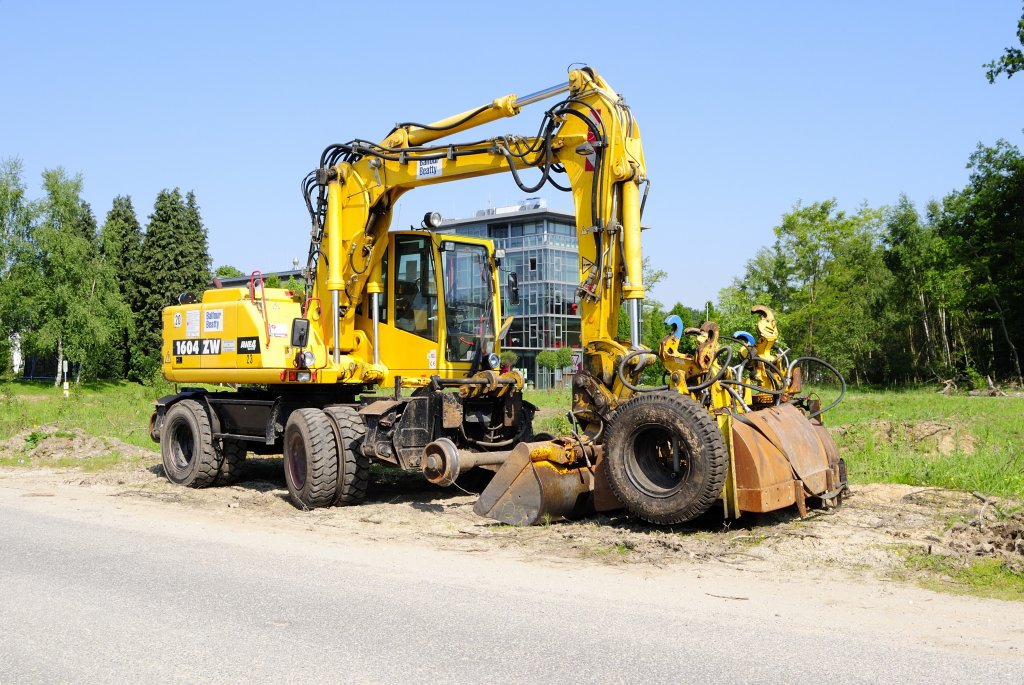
[
  {"left": 984, "top": 4, "right": 1024, "bottom": 83},
  {"left": 215, "top": 264, "right": 245, "bottom": 278},
  {"left": 99, "top": 196, "right": 144, "bottom": 379},
  {"left": 135, "top": 188, "right": 212, "bottom": 379},
  {"left": 721, "top": 200, "right": 891, "bottom": 383},
  {"left": 2, "top": 168, "right": 128, "bottom": 383}
]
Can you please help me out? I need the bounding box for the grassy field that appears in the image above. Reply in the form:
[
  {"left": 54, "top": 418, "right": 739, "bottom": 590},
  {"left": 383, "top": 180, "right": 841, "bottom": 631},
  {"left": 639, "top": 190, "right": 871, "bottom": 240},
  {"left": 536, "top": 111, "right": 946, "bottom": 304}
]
[
  {"left": 2, "top": 380, "right": 1021, "bottom": 500},
  {"left": 0, "top": 380, "right": 170, "bottom": 452},
  {"left": 827, "top": 387, "right": 1024, "bottom": 499}
]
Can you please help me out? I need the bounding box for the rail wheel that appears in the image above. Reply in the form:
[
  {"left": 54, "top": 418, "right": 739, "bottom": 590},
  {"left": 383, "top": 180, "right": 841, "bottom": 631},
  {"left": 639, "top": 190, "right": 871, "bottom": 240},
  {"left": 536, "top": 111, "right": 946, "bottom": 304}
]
[
  {"left": 323, "top": 406, "right": 369, "bottom": 505},
  {"left": 283, "top": 408, "right": 338, "bottom": 509},
  {"left": 161, "top": 399, "right": 220, "bottom": 488},
  {"left": 604, "top": 391, "right": 727, "bottom": 525}
]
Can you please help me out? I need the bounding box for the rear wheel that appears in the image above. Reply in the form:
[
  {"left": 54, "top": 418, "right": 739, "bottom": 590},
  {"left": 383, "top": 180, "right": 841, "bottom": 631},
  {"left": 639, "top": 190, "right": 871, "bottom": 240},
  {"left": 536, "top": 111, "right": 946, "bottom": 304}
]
[
  {"left": 283, "top": 409, "right": 338, "bottom": 509},
  {"left": 323, "top": 405, "right": 369, "bottom": 505},
  {"left": 217, "top": 439, "right": 247, "bottom": 484},
  {"left": 604, "top": 391, "right": 727, "bottom": 525},
  {"left": 161, "top": 400, "right": 219, "bottom": 488}
]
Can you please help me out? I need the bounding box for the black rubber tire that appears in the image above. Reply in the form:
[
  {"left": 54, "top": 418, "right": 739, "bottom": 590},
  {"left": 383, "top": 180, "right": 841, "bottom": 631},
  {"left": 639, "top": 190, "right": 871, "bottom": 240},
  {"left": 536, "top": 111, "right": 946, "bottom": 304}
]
[
  {"left": 323, "top": 405, "right": 370, "bottom": 505},
  {"left": 603, "top": 391, "right": 727, "bottom": 525},
  {"left": 283, "top": 408, "right": 339, "bottom": 509},
  {"left": 216, "top": 439, "right": 247, "bottom": 484},
  {"left": 160, "top": 399, "right": 220, "bottom": 488}
]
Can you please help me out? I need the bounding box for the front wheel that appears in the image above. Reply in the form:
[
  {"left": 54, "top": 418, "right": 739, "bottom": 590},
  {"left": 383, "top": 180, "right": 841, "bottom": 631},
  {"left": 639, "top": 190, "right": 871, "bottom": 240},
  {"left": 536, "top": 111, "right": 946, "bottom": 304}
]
[{"left": 603, "top": 391, "right": 727, "bottom": 525}]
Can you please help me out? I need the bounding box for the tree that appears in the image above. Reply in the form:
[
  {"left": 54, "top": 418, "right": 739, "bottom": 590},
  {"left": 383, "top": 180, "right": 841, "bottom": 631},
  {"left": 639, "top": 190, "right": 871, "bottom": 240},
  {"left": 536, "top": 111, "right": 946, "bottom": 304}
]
[
  {"left": 554, "top": 346, "right": 573, "bottom": 370},
  {"left": 135, "top": 189, "right": 212, "bottom": 380},
  {"left": 499, "top": 350, "right": 519, "bottom": 368},
  {"left": 535, "top": 349, "right": 559, "bottom": 371},
  {"left": 285, "top": 274, "right": 305, "bottom": 299},
  {"left": 0, "top": 158, "right": 39, "bottom": 374},
  {"left": 5, "top": 168, "right": 128, "bottom": 384},
  {"left": 215, "top": 264, "right": 245, "bottom": 278},
  {"left": 99, "top": 196, "right": 144, "bottom": 379},
  {"left": 721, "top": 200, "right": 892, "bottom": 384},
  {"left": 984, "top": 4, "right": 1024, "bottom": 83},
  {"left": 935, "top": 140, "right": 1024, "bottom": 384}
]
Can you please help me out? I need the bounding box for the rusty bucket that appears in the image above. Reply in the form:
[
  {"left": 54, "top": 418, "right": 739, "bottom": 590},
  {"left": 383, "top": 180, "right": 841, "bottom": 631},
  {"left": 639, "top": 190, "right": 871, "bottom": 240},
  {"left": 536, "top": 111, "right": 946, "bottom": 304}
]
[
  {"left": 730, "top": 403, "right": 842, "bottom": 515},
  {"left": 474, "top": 441, "right": 596, "bottom": 525}
]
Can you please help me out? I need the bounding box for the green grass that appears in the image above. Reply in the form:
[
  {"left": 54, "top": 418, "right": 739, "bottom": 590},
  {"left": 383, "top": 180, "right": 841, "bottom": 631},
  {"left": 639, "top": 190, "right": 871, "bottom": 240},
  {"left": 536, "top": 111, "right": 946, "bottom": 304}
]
[
  {"left": 0, "top": 449, "right": 146, "bottom": 471},
  {"left": 898, "top": 547, "right": 1024, "bottom": 601},
  {"left": 0, "top": 379, "right": 171, "bottom": 451},
  {"left": 825, "top": 387, "right": 1024, "bottom": 499},
  {"left": 524, "top": 386, "right": 574, "bottom": 434}
]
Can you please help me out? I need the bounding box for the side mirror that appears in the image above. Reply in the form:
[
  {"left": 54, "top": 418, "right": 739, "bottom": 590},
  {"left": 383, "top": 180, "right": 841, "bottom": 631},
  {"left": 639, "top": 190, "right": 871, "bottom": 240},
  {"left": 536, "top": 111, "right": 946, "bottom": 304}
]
[
  {"left": 507, "top": 272, "right": 520, "bottom": 306},
  {"left": 291, "top": 318, "right": 310, "bottom": 348}
]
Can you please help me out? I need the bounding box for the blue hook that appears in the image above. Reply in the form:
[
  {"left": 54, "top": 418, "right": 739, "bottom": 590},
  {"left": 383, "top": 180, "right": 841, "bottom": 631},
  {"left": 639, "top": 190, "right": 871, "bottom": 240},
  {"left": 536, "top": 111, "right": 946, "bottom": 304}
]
[
  {"left": 664, "top": 314, "right": 684, "bottom": 338},
  {"left": 733, "top": 330, "right": 755, "bottom": 346}
]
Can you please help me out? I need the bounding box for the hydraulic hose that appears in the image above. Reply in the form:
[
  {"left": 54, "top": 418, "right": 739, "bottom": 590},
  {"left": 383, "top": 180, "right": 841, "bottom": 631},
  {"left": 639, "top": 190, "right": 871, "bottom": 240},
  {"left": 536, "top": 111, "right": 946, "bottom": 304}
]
[
  {"left": 686, "top": 346, "right": 733, "bottom": 392},
  {"left": 616, "top": 348, "right": 668, "bottom": 393},
  {"left": 786, "top": 356, "right": 847, "bottom": 418},
  {"left": 616, "top": 346, "right": 733, "bottom": 394}
]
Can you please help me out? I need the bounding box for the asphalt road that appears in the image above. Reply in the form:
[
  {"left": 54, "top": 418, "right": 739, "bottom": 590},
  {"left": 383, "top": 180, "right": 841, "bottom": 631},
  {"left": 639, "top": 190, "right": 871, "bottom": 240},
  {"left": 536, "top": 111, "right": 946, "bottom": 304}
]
[{"left": 1, "top": 493, "right": 1021, "bottom": 684}]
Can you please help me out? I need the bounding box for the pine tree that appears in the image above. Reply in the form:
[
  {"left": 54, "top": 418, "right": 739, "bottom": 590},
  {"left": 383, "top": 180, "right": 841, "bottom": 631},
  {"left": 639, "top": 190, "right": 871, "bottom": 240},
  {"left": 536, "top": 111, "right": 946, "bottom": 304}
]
[
  {"left": 99, "top": 196, "right": 144, "bottom": 379},
  {"left": 184, "top": 191, "right": 212, "bottom": 293},
  {"left": 134, "top": 189, "right": 212, "bottom": 380}
]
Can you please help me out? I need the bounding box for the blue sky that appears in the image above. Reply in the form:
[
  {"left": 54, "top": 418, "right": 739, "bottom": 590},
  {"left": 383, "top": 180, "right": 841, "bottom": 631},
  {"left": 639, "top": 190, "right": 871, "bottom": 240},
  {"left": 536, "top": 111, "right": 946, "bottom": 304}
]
[{"left": 3, "top": 1, "right": 1022, "bottom": 306}]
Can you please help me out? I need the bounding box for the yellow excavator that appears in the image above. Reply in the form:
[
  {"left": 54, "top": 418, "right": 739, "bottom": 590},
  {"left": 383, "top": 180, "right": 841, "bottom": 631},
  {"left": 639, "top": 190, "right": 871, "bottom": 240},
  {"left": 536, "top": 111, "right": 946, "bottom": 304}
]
[{"left": 150, "top": 66, "right": 846, "bottom": 525}]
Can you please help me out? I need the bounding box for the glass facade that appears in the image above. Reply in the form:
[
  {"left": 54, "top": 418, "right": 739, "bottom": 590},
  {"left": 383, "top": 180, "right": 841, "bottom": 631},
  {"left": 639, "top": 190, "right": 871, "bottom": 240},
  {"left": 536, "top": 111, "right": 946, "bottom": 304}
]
[{"left": 437, "top": 205, "right": 581, "bottom": 389}]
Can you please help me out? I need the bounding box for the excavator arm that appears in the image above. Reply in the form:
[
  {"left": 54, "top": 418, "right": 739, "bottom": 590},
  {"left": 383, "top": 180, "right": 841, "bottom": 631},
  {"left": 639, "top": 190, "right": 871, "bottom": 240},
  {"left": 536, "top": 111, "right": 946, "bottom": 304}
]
[{"left": 302, "top": 67, "right": 648, "bottom": 384}]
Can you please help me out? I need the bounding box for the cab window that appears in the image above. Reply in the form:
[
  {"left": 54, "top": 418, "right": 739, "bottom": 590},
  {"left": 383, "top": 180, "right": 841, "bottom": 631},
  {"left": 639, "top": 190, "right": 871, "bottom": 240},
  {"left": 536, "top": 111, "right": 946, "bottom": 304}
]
[{"left": 393, "top": 236, "right": 437, "bottom": 341}]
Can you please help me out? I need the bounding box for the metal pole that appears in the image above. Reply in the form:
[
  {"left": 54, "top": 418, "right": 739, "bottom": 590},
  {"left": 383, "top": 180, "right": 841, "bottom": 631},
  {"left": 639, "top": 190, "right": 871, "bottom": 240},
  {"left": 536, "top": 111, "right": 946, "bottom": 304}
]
[
  {"left": 332, "top": 291, "right": 340, "bottom": 364},
  {"left": 628, "top": 299, "right": 642, "bottom": 348},
  {"left": 371, "top": 292, "right": 380, "bottom": 365},
  {"left": 516, "top": 81, "right": 571, "bottom": 108}
]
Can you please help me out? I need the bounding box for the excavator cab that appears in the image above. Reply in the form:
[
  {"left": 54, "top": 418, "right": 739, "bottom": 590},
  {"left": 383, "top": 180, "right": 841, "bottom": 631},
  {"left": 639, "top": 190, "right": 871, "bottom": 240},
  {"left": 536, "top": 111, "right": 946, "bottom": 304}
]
[{"left": 355, "top": 230, "right": 502, "bottom": 384}]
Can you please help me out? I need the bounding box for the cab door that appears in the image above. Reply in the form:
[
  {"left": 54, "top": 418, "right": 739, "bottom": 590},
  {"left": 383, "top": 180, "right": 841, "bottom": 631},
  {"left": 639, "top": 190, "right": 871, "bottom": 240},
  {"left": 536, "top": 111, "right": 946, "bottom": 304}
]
[{"left": 375, "top": 233, "right": 447, "bottom": 380}]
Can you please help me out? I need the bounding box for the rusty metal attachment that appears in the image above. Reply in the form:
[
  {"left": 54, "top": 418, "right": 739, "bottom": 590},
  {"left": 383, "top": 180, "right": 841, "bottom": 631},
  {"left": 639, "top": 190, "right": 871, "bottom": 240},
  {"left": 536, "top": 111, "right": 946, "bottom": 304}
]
[
  {"left": 473, "top": 304, "right": 847, "bottom": 527},
  {"left": 729, "top": 403, "right": 843, "bottom": 516},
  {"left": 474, "top": 439, "right": 599, "bottom": 525}
]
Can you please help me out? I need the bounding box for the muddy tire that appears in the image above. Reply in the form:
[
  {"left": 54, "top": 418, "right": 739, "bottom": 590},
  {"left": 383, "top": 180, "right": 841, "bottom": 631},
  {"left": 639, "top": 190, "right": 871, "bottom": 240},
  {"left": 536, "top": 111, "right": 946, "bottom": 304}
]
[
  {"left": 283, "top": 408, "right": 338, "bottom": 509},
  {"left": 323, "top": 405, "right": 369, "bottom": 505},
  {"left": 603, "top": 391, "right": 727, "bottom": 525},
  {"left": 161, "top": 399, "right": 220, "bottom": 488},
  {"left": 217, "top": 439, "right": 247, "bottom": 484}
]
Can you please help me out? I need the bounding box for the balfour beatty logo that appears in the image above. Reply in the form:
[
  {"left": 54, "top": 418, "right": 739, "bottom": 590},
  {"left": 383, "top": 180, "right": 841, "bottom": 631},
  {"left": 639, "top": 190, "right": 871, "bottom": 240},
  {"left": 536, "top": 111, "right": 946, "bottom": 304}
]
[{"left": 237, "top": 337, "right": 261, "bottom": 354}]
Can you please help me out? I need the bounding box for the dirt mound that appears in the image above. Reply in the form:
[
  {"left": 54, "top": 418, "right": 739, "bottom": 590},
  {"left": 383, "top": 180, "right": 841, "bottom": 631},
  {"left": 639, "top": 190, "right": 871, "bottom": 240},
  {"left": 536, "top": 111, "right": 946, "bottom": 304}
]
[
  {"left": 946, "top": 495, "right": 1024, "bottom": 573},
  {"left": 0, "top": 425, "right": 153, "bottom": 465},
  {"left": 835, "top": 419, "right": 975, "bottom": 456}
]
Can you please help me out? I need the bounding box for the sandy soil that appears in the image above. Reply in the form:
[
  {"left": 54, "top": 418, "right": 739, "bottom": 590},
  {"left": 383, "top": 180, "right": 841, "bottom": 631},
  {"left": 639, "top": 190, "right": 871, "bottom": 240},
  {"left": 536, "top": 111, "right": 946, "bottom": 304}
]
[{"left": 1, "top": 424, "right": 1020, "bottom": 583}]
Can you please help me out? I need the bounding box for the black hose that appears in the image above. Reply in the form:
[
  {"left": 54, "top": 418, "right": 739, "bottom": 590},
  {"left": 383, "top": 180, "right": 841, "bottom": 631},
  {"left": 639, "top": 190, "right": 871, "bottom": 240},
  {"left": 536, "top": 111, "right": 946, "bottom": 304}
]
[
  {"left": 617, "top": 348, "right": 668, "bottom": 393},
  {"left": 687, "top": 346, "right": 733, "bottom": 392},
  {"left": 786, "top": 356, "right": 847, "bottom": 418}
]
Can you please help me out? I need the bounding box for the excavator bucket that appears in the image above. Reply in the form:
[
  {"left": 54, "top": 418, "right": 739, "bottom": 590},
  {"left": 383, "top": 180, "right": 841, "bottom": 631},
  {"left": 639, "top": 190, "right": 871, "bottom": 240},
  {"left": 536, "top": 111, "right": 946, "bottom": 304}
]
[
  {"left": 730, "top": 403, "right": 843, "bottom": 516},
  {"left": 474, "top": 441, "right": 596, "bottom": 525}
]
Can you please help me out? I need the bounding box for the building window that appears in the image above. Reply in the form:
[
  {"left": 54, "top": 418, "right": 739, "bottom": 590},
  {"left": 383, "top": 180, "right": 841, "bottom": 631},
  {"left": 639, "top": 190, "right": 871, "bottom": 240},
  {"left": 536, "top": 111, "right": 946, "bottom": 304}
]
[{"left": 529, "top": 257, "right": 537, "bottom": 271}]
